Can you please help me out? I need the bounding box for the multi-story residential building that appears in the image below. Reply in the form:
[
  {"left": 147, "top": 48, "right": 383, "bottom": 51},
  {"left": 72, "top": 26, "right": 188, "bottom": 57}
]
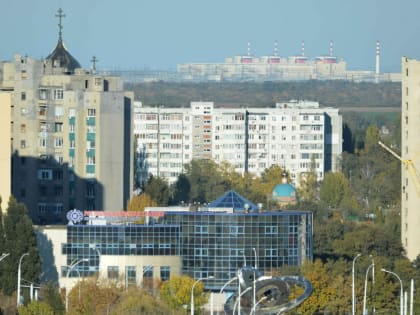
[
  {"left": 401, "top": 57, "right": 420, "bottom": 260},
  {"left": 0, "top": 91, "right": 12, "bottom": 211},
  {"left": 0, "top": 9, "right": 133, "bottom": 223},
  {"left": 134, "top": 100, "right": 342, "bottom": 186}
]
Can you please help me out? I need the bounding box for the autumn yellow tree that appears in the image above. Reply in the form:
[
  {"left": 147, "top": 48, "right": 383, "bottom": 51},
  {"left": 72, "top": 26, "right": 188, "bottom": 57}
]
[
  {"left": 127, "top": 193, "right": 156, "bottom": 212},
  {"left": 160, "top": 275, "right": 209, "bottom": 314}
]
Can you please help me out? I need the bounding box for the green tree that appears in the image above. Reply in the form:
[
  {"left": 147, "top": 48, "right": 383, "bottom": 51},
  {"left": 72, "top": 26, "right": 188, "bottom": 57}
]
[
  {"left": 0, "top": 197, "right": 41, "bottom": 297},
  {"left": 298, "top": 158, "right": 318, "bottom": 202},
  {"left": 111, "top": 287, "right": 182, "bottom": 315},
  {"left": 144, "top": 176, "right": 171, "bottom": 206},
  {"left": 171, "top": 173, "right": 191, "bottom": 205},
  {"left": 320, "top": 172, "right": 351, "bottom": 208},
  {"left": 185, "top": 159, "right": 229, "bottom": 204},
  {"left": 39, "top": 281, "right": 65, "bottom": 315},
  {"left": 18, "top": 301, "right": 54, "bottom": 315}
]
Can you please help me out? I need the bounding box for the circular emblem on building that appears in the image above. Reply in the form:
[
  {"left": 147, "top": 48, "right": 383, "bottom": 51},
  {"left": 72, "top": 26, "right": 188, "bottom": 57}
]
[{"left": 66, "top": 209, "right": 84, "bottom": 224}]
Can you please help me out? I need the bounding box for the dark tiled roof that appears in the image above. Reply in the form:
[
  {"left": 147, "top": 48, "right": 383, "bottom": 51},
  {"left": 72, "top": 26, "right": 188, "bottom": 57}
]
[{"left": 46, "top": 39, "right": 81, "bottom": 73}]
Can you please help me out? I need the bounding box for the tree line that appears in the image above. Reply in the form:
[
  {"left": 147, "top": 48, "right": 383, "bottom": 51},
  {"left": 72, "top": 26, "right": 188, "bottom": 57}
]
[{"left": 126, "top": 80, "right": 401, "bottom": 108}]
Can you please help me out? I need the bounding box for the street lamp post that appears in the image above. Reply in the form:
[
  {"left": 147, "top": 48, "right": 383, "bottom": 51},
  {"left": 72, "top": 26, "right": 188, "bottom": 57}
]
[
  {"left": 382, "top": 268, "right": 403, "bottom": 315},
  {"left": 232, "top": 286, "right": 252, "bottom": 315},
  {"left": 363, "top": 259, "right": 374, "bottom": 315},
  {"left": 0, "top": 253, "right": 9, "bottom": 262},
  {"left": 190, "top": 276, "right": 214, "bottom": 315},
  {"left": 17, "top": 253, "right": 29, "bottom": 307},
  {"left": 253, "top": 247, "right": 258, "bottom": 314},
  {"left": 352, "top": 253, "right": 362, "bottom": 315},
  {"left": 66, "top": 258, "right": 89, "bottom": 311}
]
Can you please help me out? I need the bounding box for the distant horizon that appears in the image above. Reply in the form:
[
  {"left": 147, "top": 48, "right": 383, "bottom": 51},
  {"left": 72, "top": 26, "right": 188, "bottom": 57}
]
[{"left": 1, "top": 0, "right": 419, "bottom": 73}]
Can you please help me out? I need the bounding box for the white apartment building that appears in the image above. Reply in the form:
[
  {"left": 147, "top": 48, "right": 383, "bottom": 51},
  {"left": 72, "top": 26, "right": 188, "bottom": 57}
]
[{"left": 134, "top": 101, "right": 342, "bottom": 186}]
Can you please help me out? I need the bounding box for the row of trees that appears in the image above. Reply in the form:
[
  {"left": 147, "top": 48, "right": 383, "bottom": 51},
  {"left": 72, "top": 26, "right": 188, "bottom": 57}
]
[
  {"left": 127, "top": 81, "right": 401, "bottom": 108},
  {"left": 18, "top": 275, "right": 207, "bottom": 315}
]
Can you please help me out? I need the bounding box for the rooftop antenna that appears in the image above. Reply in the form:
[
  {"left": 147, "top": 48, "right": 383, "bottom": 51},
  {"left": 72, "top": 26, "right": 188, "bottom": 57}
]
[
  {"left": 301, "top": 41, "right": 305, "bottom": 56},
  {"left": 329, "top": 40, "right": 334, "bottom": 56},
  {"left": 247, "top": 41, "right": 251, "bottom": 56},
  {"left": 274, "top": 40, "right": 279, "bottom": 57},
  {"left": 55, "top": 8, "right": 66, "bottom": 41}
]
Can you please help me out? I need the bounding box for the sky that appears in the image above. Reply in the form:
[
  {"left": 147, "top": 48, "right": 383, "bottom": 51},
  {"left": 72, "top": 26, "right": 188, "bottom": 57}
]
[{"left": 1, "top": 0, "right": 420, "bottom": 73}]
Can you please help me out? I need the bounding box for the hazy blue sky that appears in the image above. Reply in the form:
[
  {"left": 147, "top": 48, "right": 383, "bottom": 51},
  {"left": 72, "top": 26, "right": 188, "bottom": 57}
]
[{"left": 1, "top": 0, "right": 419, "bottom": 72}]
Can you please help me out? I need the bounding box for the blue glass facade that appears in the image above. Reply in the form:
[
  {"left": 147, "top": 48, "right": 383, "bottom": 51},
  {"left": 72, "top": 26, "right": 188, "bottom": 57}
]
[
  {"left": 61, "top": 210, "right": 312, "bottom": 291},
  {"left": 163, "top": 211, "right": 312, "bottom": 290}
]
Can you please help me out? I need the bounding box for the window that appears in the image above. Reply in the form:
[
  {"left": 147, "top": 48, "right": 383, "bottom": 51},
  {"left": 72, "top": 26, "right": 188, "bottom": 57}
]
[
  {"left": 54, "top": 185, "right": 63, "bottom": 196},
  {"left": 194, "top": 225, "right": 209, "bottom": 234},
  {"left": 87, "top": 156, "right": 96, "bottom": 165},
  {"left": 126, "top": 266, "right": 136, "bottom": 285},
  {"left": 160, "top": 266, "right": 170, "bottom": 281},
  {"left": 194, "top": 248, "right": 208, "bottom": 256},
  {"left": 38, "top": 169, "right": 52, "bottom": 180},
  {"left": 55, "top": 106, "right": 64, "bottom": 118},
  {"left": 87, "top": 108, "right": 96, "bottom": 117},
  {"left": 55, "top": 137, "right": 63, "bottom": 148},
  {"left": 265, "top": 226, "right": 278, "bottom": 234},
  {"left": 143, "top": 266, "right": 153, "bottom": 279},
  {"left": 39, "top": 89, "right": 48, "bottom": 100},
  {"left": 229, "top": 226, "right": 244, "bottom": 235},
  {"left": 21, "top": 92, "right": 26, "bottom": 100},
  {"left": 20, "top": 140, "right": 26, "bottom": 148},
  {"left": 265, "top": 248, "right": 278, "bottom": 257},
  {"left": 53, "top": 89, "right": 63, "bottom": 100},
  {"left": 107, "top": 266, "right": 119, "bottom": 279},
  {"left": 54, "top": 123, "right": 63, "bottom": 132}
]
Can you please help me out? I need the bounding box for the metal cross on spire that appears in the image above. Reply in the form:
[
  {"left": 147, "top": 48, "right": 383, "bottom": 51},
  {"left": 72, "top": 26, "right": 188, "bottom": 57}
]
[
  {"left": 55, "top": 8, "right": 66, "bottom": 41},
  {"left": 91, "top": 56, "right": 98, "bottom": 73}
]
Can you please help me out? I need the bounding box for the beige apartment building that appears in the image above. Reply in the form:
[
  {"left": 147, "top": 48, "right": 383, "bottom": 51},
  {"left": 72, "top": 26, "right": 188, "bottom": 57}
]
[
  {"left": 0, "top": 10, "right": 133, "bottom": 223},
  {"left": 401, "top": 57, "right": 420, "bottom": 260}
]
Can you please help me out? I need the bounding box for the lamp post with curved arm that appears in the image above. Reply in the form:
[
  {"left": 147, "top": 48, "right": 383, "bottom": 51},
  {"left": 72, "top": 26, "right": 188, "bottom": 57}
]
[
  {"left": 382, "top": 268, "right": 403, "bottom": 315},
  {"left": 253, "top": 247, "right": 258, "bottom": 314},
  {"left": 232, "top": 286, "right": 252, "bottom": 315},
  {"left": 66, "top": 258, "right": 89, "bottom": 311},
  {"left": 352, "top": 253, "right": 362, "bottom": 315},
  {"left": 0, "top": 253, "right": 9, "bottom": 262},
  {"left": 190, "top": 275, "right": 214, "bottom": 315},
  {"left": 17, "top": 253, "right": 29, "bottom": 307},
  {"left": 362, "top": 259, "right": 374, "bottom": 315}
]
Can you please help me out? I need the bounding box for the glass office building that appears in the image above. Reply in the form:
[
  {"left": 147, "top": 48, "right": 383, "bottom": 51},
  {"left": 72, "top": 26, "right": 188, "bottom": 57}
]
[
  {"left": 62, "top": 224, "right": 181, "bottom": 278},
  {"left": 60, "top": 208, "right": 312, "bottom": 291},
  {"left": 164, "top": 211, "right": 313, "bottom": 290}
]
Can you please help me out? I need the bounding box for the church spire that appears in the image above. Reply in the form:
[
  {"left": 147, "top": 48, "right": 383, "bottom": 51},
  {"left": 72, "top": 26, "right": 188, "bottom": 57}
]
[{"left": 55, "top": 8, "right": 66, "bottom": 41}]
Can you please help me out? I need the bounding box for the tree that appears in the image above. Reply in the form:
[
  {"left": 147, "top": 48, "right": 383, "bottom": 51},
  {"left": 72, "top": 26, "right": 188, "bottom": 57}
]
[
  {"left": 111, "top": 287, "right": 182, "bottom": 315},
  {"left": 298, "top": 158, "right": 318, "bottom": 203},
  {"left": 185, "top": 159, "right": 229, "bottom": 204},
  {"left": 171, "top": 174, "right": 191, "bottom": 205},
  {"left": 144, "top": 176, "right": 171, "bottom": 206},
  {"left": 18, "top": 301, "right": 54, "bottom": 315},
  {"left": 0, "top": 197, "right": 41, "bottom": 297},
  {"left": 127, "top": 193, "right": 156, "bottom": 212},
  {"left": 320, "top": 172, "right": 351, "bottom": 208},
  {"left": 160, "top": 275, "right": 208, "bottom": 314},
  {"left": 39, "top": 281, "right": 65, "bottom": 315},
  {"left": 68, "top": 278, "right": 120, "bottom": 315}
]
